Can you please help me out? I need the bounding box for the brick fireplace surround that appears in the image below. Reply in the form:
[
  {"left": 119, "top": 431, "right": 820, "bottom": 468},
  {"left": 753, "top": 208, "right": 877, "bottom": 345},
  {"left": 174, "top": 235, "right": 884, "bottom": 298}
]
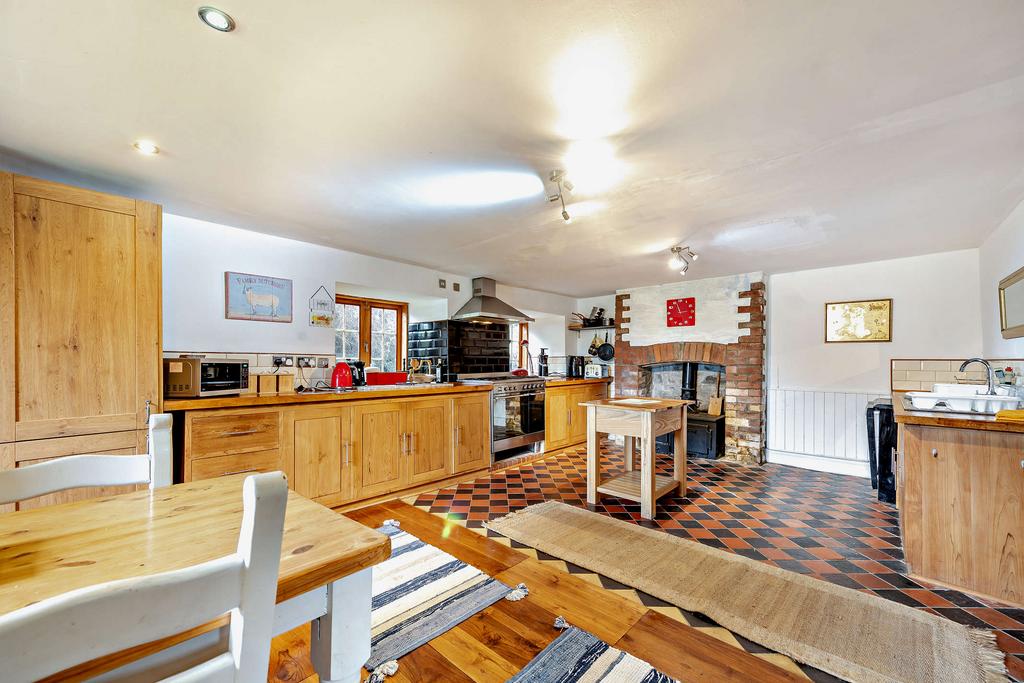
[{"left": 613, "top": 282, "right": 767, "bottom": 465}]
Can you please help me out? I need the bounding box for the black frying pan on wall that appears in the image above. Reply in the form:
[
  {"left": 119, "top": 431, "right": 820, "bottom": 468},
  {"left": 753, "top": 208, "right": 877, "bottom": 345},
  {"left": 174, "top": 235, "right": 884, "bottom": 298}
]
[{"left": 596, "top": 332, "right": 614, "bottom": 362}]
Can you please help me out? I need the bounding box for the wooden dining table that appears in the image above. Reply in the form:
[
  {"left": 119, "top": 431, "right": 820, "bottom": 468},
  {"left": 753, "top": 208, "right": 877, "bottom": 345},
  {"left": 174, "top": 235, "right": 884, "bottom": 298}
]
[{"left": 0, "top": 474, "right": 391, "bottom": 683}]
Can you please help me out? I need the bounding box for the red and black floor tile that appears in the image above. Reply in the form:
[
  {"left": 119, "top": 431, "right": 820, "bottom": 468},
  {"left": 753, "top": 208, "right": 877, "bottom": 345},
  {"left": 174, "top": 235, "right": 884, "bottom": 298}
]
[{"left": 413, "top": 445, "right": 1024, "bottom": 681}]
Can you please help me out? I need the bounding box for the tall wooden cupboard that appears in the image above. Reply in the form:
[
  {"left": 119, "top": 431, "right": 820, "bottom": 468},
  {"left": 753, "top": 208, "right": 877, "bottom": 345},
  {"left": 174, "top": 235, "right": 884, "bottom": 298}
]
[{"left": 0, "top": 172, "right": 161, "bottom": 510}]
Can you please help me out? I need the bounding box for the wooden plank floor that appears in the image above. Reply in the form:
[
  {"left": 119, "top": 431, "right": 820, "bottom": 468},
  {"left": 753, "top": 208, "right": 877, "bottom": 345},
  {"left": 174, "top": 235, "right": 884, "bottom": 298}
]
[{"left": 268, "top": 499, "right": 806, "bottom": 683}]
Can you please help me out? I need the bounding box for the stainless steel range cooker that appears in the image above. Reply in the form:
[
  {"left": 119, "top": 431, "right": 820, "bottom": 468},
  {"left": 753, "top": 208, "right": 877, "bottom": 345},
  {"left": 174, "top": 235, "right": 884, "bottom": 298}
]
[{"left": 458, "top": 373, "right": 546, "bottom": 455}]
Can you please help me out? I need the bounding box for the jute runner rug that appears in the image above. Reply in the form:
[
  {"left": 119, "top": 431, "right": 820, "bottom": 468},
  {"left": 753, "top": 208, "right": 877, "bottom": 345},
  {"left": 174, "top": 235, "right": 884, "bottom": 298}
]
[{"left": 485, "top": 501, "right": 1006, "bottom": 683}]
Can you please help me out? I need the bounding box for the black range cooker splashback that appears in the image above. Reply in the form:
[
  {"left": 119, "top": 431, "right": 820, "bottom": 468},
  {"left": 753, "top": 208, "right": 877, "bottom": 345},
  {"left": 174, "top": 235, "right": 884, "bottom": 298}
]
[{"left": 408, "top": 320, "right": 511, "bottom": 380}]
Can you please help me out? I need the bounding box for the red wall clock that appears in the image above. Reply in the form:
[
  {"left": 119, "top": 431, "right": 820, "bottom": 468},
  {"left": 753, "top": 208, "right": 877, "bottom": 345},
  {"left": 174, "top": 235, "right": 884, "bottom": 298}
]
[{"left": 667, "top": 297, "right": 696, "bottom": 327}]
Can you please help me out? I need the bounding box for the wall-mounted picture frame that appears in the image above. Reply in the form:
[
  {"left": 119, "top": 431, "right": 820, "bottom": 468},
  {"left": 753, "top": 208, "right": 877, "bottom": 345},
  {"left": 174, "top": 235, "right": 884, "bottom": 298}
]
[
  {"left": 225, "top": 271, "right": 293, "bottom": 323},
  {"left": 999, "top": 264, "right": 1024, "bottom": 340},
  {"left": 824, "top": 298, "right": 892, "bottom": 343},
  {"left": 308, "top": 284, "right": 335, "bottom": 327}
]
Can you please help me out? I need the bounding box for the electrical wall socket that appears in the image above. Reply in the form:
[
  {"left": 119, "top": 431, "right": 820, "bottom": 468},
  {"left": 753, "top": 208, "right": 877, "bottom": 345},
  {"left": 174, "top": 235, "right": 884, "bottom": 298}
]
[
  {"left": 317, "top": 357, "right": 331, "bottom": 368},
  {"left": 297, "top": 356, "right": 315, "bottom": 368},
  {"left": 452, "top": 282, "right": 460, "bottom": 292},
  {"left": 438, "top": 278, "right": 446, "bottom": 289},
  {"left": 273, "top": 356, "right": 294, "bottom": 367}
]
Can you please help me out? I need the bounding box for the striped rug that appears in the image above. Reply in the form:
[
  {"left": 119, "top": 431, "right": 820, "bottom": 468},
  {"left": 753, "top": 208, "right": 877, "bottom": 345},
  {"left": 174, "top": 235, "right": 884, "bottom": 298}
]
[
  {"left": 366, "top": 522, "right": 518, "bottom": 672},
  {"left": 510, "top": 625, "right": 676, "bottom": 682}
]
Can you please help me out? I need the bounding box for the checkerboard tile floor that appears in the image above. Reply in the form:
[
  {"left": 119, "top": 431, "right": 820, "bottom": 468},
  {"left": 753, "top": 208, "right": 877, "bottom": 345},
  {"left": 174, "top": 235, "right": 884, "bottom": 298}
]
[{"left": 411, "top": 445, "right": 1024, "bottom": 681}]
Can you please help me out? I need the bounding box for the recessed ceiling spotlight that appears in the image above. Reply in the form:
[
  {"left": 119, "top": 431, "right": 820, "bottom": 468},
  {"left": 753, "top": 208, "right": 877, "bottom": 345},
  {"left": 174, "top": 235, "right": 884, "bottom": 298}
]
[
  {"left": 198, "top": 6, "right": 236, "bottom": 32},
  {"left": 133, "top": 140, "right": 160, "bottom": 155}
]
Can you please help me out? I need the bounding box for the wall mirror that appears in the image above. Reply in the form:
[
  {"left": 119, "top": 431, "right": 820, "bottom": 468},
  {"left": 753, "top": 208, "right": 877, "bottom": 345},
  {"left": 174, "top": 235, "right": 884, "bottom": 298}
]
[{"left": 999, "top": 265, "right": 1024, "bottom": 339}]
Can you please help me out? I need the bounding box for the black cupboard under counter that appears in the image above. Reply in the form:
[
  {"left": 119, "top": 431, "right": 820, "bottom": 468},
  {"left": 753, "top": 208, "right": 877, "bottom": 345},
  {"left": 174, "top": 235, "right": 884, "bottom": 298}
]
[{"left": 656, "top": 411, "right": 725, "bottom": 459}]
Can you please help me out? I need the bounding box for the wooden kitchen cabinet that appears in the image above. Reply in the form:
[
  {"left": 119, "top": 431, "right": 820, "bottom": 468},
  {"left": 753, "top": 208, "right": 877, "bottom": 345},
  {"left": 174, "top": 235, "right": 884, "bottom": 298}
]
[
  {"left": 406, "top": 397, "right": 452, "bottom": 485},
  {"left": 174, "top": 388, "right": 491, "bottom": 509},
  {"left": 0, "top": 173, "right": 161, "bottom": 443},
  {"left": 901, "top": 423, "right": 1024, "bottom": 606},
  {"left": 453, "top": 392, "right": 490, "bottom": 473},
  {"left": 285, "top": 405, "right": 354, "bottom": 504},
  {"left": 545, "top": 381, "right": 609, "bottom": 451},
  {"left": 183, "top": 407, "right": 287, "bottom": 483},
  {"left": 350, "top": 400, "right": 406, "bottom": 498}
]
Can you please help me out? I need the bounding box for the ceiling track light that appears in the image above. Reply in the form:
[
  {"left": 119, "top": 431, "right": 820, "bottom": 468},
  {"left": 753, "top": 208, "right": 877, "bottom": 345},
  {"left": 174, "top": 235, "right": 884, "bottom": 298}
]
[
  {"left": 668, "top": 245, "right": 699, "bottom": 277},
  {"left": 548, "top": 169, "right": 573, "bottom": 222}
]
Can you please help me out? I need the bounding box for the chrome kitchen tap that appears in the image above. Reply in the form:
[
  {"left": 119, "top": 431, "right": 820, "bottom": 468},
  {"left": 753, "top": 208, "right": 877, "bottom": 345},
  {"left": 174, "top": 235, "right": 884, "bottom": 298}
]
[{"left": 958, "top": 358, "right": 996, "bottom": 395}]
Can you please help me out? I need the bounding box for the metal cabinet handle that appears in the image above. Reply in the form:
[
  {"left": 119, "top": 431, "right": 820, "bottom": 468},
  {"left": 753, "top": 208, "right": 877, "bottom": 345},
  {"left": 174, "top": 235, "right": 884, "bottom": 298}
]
[
  {"left": 343, "top": 442, "right": 351, "bottom": 466},
  {"left": 409, "top": 433, "right": 416, "bottom": 455},
  {"left": 568, "top": 410, "right": 572, "bottom": 426},
  {"left": 221, "top": 468, "right": 257, "bottom": 477},
  {"left": 222, "top": 429, "right": 259, "bottom": 437},
  {"left": 455, "top": 425, "right": 463, "bottom": 445}
]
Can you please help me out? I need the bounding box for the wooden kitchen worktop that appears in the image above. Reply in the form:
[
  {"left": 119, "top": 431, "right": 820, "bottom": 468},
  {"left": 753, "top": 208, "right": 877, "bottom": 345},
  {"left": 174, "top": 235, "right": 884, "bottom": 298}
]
[
  {"left": 164, "top": 382, "right": 491, "bottom": 410},
  {"left": 581, "top": 397, "right": 693, "bottom": 413},
  {"left": 892, "top": 391, "right": 1024, "bottom": 434},
  {"left": 544, "top": 377, "right": 612, "bottom": 387}
]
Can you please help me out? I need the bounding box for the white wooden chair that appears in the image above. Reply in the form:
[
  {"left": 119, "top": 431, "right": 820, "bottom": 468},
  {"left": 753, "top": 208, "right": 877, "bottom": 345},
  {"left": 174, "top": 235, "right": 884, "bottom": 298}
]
[
  {"left": 0, "top": 471, "right": 288, "bottom": 683},
  {"left": 0, "top": 413, "right": 173, "bottom": 506}
]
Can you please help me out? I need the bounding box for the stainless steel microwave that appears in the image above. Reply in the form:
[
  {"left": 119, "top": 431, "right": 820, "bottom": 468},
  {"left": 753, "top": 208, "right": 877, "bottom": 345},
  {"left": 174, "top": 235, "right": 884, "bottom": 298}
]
[{"left": 164, "top": 357, "right": 249, "bottom": 398}]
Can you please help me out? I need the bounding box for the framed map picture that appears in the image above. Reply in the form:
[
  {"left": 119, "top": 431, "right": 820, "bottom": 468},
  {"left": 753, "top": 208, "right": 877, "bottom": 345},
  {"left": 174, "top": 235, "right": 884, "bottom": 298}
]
[
  {"left": 825, "top": 299, "right": 892, "bottom": 343},
  {"left": 225, "top": 272, "right": 293, "bottom": 323}
]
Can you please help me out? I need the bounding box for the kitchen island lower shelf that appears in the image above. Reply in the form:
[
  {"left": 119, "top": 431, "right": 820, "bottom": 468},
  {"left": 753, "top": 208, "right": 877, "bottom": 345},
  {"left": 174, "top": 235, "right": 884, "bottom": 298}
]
[{"left": 595, "top": 471, "right": 680, "bottom": 502}]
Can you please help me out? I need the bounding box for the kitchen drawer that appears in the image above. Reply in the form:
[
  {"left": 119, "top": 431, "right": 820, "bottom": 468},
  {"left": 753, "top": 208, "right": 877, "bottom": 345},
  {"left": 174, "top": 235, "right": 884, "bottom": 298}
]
[
  {"left": 189, "top": 449, "right": 284, "bottom": 481},
  {"left": 188, "top": 410, "right": 281, "bottom": 458}
]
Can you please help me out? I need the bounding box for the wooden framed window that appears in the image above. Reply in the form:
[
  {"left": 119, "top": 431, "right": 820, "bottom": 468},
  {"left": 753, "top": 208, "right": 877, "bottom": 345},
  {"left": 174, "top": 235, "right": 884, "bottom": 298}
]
[
  {"left": 334, "top": 295, "right": 408, "bottom": 372},
  {"left": 510, "top": 322, "right": 529, "bottom": 369}
]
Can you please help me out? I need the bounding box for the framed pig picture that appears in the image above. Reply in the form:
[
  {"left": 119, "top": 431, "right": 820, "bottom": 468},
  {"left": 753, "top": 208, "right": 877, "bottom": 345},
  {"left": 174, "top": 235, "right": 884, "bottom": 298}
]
[{"left": 225, "top": 271, "right": 293, "bottom": 323}]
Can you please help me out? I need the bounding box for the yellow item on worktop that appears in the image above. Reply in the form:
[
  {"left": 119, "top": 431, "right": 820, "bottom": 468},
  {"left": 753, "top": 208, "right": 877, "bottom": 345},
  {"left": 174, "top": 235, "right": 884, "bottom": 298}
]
[{"left": 996, "top": 409, "right": 1024, "bottom": 422}]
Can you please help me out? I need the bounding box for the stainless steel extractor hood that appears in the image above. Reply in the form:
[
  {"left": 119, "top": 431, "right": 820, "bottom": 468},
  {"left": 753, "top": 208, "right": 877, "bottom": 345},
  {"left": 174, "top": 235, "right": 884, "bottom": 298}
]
[{"left": 451, "top": 277, "right": 534, "bottom": 324}]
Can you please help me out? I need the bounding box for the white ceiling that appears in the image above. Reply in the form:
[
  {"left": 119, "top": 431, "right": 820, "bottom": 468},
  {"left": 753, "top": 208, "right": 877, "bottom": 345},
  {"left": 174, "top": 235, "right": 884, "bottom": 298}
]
[{"left": 2, "top": 1, "right": 1023, "bottom": 297}]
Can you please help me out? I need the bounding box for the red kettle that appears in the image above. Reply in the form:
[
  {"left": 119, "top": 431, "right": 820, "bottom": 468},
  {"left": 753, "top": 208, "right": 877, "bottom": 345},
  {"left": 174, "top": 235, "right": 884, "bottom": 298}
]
[{"left": 331, "top": 362, "right": 353, "bottom": 388}]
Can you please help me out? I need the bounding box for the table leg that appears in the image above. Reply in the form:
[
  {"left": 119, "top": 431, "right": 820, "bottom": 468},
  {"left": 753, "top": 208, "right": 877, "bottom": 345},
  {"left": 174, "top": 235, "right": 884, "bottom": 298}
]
[
  {"left": 640, "top": 414, "right": 655, "bottom": 520},
  {"left": 586, "top": 406, "right": 599, "bottom": 506},
  {"left": 674, "top": 425, "right": 687, "bottom": 496},
  {"left": 623, "top": 436, "right": 635, "bottom": 472},
  {"left": 311, "top": 567, "right": 372, "bottom": 683}
]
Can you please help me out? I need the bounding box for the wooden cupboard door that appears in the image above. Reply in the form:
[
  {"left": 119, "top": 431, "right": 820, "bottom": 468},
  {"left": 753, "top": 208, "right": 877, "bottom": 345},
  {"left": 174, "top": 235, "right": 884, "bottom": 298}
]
[
  {"left": 291, "top": 408, "right": 347, "bottom": 500},
  {"left": 569, "top": 388, "right": 591, "bottom": 442},
  {"left": 12, "top": 430, "right": 147, "bottom": 511},
  {"left": 406, "top": 398, "right": 452, "bottom": 485},
  {"left": 351, "top": 401, "right": 405, "bottom": 498},
  {"left": 0, "top": 173, "right": 13, "bottom": 443},
  {"left": 545, "top": 388, "right": 571, "bottom": 450},
  {"left": 9, "top": 175, "right": 161, "bottom": 441},
  {"left": 968, "top": 430, "right": 1024, "bottom": 604},
  {"left": 453, "top": 393, "right": 490, "bottom": 473}
]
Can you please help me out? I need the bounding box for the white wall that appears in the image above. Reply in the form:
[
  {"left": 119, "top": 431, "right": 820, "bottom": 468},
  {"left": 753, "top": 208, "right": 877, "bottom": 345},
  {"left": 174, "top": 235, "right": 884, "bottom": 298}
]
[
  {"left": 767, "top": 250, "right": 983, "bottom": 393},
  {"left": 619, "top": 273, "right": 761, "bottom": 347},
  {"left": 163, "top": 214, "right": 565, "bottom": 353},
  {"left": 980, "top": 199, "right": 1024, "bottom": 357},
  {"left": 766, "top": 249, "right": 983, "bottom": 476}
]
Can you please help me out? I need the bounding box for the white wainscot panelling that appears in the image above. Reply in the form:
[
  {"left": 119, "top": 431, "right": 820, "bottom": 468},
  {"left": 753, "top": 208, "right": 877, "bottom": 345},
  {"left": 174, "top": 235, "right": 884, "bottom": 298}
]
[{"left": 766, "top": 388, "right": 888, "bottom": 477}]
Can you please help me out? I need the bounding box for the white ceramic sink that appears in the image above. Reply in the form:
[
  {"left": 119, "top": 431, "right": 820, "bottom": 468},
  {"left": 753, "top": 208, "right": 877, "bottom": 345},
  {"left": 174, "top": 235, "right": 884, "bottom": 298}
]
[
  {"left": 906, "top": 390, "right": 1020, "bottom": 414},
  {"left": 931, "top": 382, "right": 1011, "bottom": 396}
]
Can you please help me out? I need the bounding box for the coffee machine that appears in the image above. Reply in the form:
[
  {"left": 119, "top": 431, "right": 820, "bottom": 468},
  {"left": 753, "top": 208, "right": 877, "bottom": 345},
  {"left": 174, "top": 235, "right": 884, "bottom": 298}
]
[{"left": 346, "top": 360, "right": 366, "bottom": 386}]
